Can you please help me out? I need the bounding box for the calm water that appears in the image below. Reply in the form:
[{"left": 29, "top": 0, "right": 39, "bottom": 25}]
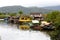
[{"left": 0, "top": 21, "right": 51, "bottom": 40}]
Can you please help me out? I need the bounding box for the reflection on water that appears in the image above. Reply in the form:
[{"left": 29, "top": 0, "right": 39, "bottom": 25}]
[
  {"left": 0, "top": 20, "right": 18, "bottom": 29},
  {"left": 0, "top": 20, "right": 50, "bottom": 40}
]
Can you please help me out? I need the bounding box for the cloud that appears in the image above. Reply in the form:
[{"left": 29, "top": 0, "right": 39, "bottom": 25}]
[{"left": 0, "top": 0, "right": 60, "bottom": 7}]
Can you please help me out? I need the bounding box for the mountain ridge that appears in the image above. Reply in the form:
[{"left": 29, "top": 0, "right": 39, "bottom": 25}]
[
  {"left": 43, "top": 5, "right": 60, "bottom": 10},
  {"left": 0, "top": 6, "right": 51, "bottom": 14},
  {"left": 0, "top": 5, "right": 60, "bottom": 14}
]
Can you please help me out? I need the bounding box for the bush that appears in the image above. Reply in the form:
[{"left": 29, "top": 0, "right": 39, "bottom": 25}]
[{"left": 0, "top": 15, "right": 9, "bottom": 19}]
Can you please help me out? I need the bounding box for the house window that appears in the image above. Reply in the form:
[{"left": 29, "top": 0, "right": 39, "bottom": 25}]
[
  {"left": 25, "top": 18, "right": 27, "bottom": 20},
  {"left": 21, "top": 18, "right": 24, "bottom": 20}
]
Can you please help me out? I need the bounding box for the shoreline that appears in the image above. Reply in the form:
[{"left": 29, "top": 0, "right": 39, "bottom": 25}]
[{"left": 0, "top": 19, "right": 4, "bottom": 20}]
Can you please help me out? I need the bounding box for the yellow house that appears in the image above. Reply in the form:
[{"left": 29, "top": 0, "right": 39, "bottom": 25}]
[
  {"left": 19, "top": 15, "right": 32, "bottom": 22},
  {"left": 18, "top": 15, "right": 33, "bottom": 30}
]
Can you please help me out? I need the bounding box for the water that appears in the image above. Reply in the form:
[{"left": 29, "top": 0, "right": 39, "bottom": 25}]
[{"left": 0, "top": 21, "right": 51, "bottom": 40}]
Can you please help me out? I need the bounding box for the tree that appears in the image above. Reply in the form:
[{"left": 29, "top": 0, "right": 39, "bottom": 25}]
[
  {"left": 0, "top": 12, "right": 3, "bottom": 15},
  {"left": 54, "top": 14, "right": 60, "bottom": 29},
  {"left": 45, "top": 11, "right": 60, "bottom": 40},
  {"left": 19, "top": 10, "right": 23, "bottom": 14},
  {"left": 9, "top": 13, "right": 17, "bottom": 16},
  {"left": 45, "top": 11, "right": 60, "bottom": 22}
]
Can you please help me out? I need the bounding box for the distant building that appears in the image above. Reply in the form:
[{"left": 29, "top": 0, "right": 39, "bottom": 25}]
[{"left": 30, "top": 12, "right": 44, "bottom": 21}]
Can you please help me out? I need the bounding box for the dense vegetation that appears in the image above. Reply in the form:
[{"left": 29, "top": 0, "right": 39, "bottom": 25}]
[
  {"left": 45, "top": 11, "right": 60, "bottom": 40},
  {"left": 0, "top": 11, "right": 23, "bottom": 19}
]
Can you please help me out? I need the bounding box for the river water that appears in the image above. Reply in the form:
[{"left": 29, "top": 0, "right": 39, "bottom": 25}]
[{"left": 0, "top": 21, "right": 51, "bottom": 40}]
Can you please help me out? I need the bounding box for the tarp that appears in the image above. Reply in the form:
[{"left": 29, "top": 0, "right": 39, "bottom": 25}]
[{"left": 32, "top": 20, "right": 39, "bottom": 23}]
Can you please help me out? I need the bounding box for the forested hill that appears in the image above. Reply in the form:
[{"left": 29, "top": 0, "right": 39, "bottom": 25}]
[
  {"left": 0, "top": 5, "right": 60, "bottom": 14},
  {"left": 0, "top": 6, "right": 51, "bottom": 14},
  {"left": 43, "top": 5, "right": 60, "bottom": 10}
]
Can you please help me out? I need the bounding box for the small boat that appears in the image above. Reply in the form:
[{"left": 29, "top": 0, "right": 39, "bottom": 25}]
[{"left": 4, "top": 18, "right": 9, "bottom": 23}]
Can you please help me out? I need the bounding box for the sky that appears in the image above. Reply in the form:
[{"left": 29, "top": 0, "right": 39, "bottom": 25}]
[{"left": 0, "top": 0, "right": 60, "bottom": 7}]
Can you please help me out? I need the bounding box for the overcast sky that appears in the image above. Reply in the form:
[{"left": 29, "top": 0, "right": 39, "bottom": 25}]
[{"left": 0, "top": 0, "right": 60, "bottom": 7}]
